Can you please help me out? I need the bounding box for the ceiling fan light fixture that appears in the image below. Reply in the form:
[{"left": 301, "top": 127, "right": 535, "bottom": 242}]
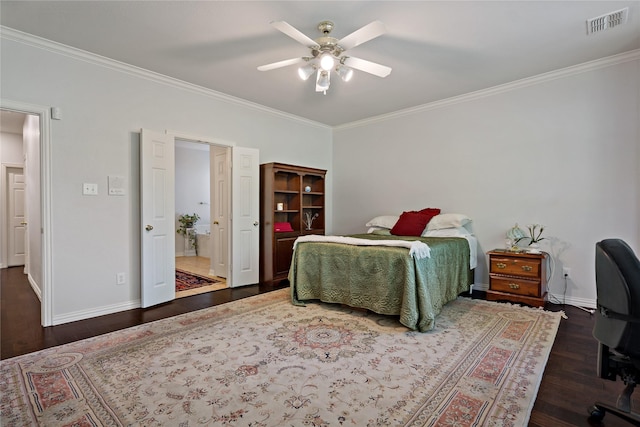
[
  {"left": 337, "top": 65, "right": 354, "bottom": 82},
  {"left": 297, "top": 63, "right": 316, "bottom": 81},
  {"left": 319, "top": 53, "right": 335, "bottom": 71},
  {"left": 259, "top": 20, "right": 391, "bottom": 94}
]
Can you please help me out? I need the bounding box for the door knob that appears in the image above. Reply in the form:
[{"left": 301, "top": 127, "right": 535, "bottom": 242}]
[
  {"left": 20, "top": 221, "right": 27, "bottom": 225},
  {"left": 145, "top": 225, "right": 153, "bottom": 231},
  {"left": 213, "top": 221, "right": 219, "bottom": 225},
  {"left": 253, "top": 221, "right": 259, "bottom": 227}
]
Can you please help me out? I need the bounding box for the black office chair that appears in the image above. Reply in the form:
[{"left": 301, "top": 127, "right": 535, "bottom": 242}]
[{"left": 590, "top": 239, "right": 640, "bottom": 425}]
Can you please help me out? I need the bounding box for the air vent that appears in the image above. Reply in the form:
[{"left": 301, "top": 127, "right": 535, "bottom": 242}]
[{"left": 587, "top": 7, "right": 629, "bottom": 35}]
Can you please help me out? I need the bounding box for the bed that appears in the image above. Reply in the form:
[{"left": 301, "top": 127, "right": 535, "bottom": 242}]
[{"left": 289, "top": 229, "right": 476, "bottom": 332}]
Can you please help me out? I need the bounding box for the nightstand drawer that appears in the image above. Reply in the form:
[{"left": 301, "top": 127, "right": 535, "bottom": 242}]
[
  {"left": 490, "top": 276, "right": 540, "bottom": 297},
  {"left": 490, "top": 256, "right": 541, "bottom": 279}
]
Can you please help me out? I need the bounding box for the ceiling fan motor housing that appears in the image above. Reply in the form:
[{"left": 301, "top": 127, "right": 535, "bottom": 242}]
[
  {"left": 313, "top": 21, "right": 343, "bottom": 58},
  {"left": 317, "top": 21, "right": 333, "bottom": 34},
  {"left": 312, "top": 37, "right": 343, "bottom": 58}
]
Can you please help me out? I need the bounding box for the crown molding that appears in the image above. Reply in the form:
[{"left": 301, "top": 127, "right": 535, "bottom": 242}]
[
  {"left": 336, "top": 49, "right": 640, "bottom": 131},
  {"left": 0, "top": 26, "right": 331, "bottom": 131},
  {"left": 3, "top": 26, "right": 638, "bottom": 133}
]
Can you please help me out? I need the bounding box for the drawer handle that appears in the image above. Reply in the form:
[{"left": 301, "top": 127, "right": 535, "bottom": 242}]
[
  {"left": 496, "top": 262, "right": 507, "bottom": 269},
  {"left": 509, "top": 283, "right": 520, "bottom": 289},
  {"left": 521, "top": 265, "right": 533, "bottom": 272}
]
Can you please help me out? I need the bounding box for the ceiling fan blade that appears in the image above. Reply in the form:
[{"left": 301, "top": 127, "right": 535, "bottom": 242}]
[
  {"left": 257, "top": 57, "right": 306, "bottom": 71},
  {"left": 271, "top": 21, "right": 319, "bottom": 49},
  {"left": 342, "top": 56, "right": 392, "bottom": 78},
  {"left": 338, "top": 21, "right": 387, "bottom": 51}
]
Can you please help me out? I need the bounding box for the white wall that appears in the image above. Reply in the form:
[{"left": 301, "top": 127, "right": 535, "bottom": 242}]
[
  {"left": 333, "top": 57, "right": 640, "bottom": 308},
  {"left": 2, "top": 28, "right": 637, "bottom": 321},
  {"left": 1, "top": 33, "right": 332, "bottom": 324}
]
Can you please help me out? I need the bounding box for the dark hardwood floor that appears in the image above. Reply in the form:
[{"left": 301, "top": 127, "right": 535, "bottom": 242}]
[{"left": 2, "top": 266, "right": 639, "bottom": 426}]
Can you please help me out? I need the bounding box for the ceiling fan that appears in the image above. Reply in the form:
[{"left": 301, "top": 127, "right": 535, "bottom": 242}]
[{"left": 257, "top": 20, "right": 392, "bottom": 94}]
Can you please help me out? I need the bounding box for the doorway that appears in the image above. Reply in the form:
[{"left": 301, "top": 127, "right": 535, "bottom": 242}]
[
  {"left": 174, "top": 139, "right": 227, "bottom": 298},
  {"left": 0, "top": 105, "right": 50, "bottom": 325},
  {"left": 1, "top": 110, "right": 28, "bottom": 270},
  {"left": 140, "top": 129, "right": 259, "bottom": 308}
]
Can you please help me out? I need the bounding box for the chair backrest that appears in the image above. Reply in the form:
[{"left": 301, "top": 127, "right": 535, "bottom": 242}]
[{"left": 593, "top": 239, "right": 640, "bottom": 357}]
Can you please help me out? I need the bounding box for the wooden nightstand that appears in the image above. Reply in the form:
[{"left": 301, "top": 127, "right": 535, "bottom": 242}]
[{"left": 486, "top": 249, "right": 548, "bottom": 307}]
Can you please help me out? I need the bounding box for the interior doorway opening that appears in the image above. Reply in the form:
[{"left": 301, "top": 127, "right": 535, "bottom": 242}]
[
  {"left": 0, "top": 104, "right": 50, "bottom": 326},
  {"left": 141, "top": 129, "right": 259, "bottom": 308},
  {"left": 174, "top": 139, "right": 229, "bottom": 298}
]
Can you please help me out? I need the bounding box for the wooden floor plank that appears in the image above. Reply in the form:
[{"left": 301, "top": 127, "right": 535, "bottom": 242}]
[{"left": 2, "top": 266, "right": 639, "bottom": 425}]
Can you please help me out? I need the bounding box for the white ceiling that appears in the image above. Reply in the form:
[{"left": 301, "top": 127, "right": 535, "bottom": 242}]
[{"left": 1, "top": 1, "right": 639, "bottom": 127}]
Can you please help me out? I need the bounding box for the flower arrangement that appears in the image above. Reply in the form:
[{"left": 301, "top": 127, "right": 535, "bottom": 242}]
[
  {"left": 177, "top": 213, "right": 200, "bottom": 252},
  {"left": 516, "top": 224, "right": 545, "bottom": 246},
  {"left": 303, "top": 212, "right": 319, "bottom": 231}
]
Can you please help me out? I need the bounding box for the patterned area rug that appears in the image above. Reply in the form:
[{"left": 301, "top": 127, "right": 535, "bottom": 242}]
[
  {"left": 175, "top": 268, "right": 220, "bottom": 291},
  {"left": 0, "top": 289, "right": 563, "bottom": 426}
]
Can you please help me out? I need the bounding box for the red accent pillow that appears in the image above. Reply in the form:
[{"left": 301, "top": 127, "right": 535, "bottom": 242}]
[
  {"left": 390, "top": 211, "right": 433, "bottom": 236},
  {"left": 417, "top": 208, "right": 441, "bottom": 217}
]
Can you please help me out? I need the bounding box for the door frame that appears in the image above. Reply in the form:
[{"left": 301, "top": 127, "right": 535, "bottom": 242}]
[{"left": 0, "top": 100, "right": 53, "bottom": 326}]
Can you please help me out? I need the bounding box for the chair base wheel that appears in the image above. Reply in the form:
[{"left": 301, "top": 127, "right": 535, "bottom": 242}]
[
  {"left": 589, "top": 405, "right": 605, "bottom": 422},
  {"left": 589, "top": 402, "right": 640, "bottom": 426}
]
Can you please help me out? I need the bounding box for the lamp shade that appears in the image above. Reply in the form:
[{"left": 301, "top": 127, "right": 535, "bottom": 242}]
[
  {"left": 337, "top": 65, "right": 354, "bottom": 82},
  {"left": 297, "top": 63, "right": 316, "bottom": 81},
  {"left": 316, "top": 70, "right": 330, "bottom": 92}
]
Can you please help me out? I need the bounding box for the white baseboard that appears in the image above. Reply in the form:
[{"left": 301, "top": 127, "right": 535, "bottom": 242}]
[
  {"left": 472, "top": 283, "right": 489, "bottom": 292},
  {"left": 547, "top": 293, "right": 596, "bottom": 309},
  {"left": 176, "top": 251, "right": 199, "bottom": 257},
  {"left": 471, "top": 282, "right": 596, "bottom": 309},
  {"left": 27, "top": 273, "right": 42, "bottom": 301},
  {"left": 52, "top": 299, "right": 141, "bottom": 326}
]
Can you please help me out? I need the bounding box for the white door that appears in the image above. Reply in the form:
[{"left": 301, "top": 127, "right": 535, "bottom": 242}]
[
  {"left": 7, "top": 168, "right": 26, "bottom": 267},
  {"left": 211, "top": 147, "right": 228, "bottom": 277},
  {"left": 230, "top": 147, "right": 259, "bottom": 287},
  {"left": 140, "top": 129, "right": 175, "bottom": 307}
]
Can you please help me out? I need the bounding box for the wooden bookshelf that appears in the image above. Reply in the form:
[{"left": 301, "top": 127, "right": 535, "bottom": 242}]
[{"left": 260, "top": 162, "right": 326, "bottom": 286}]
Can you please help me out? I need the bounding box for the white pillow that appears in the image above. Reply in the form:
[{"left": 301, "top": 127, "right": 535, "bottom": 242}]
[
  {"left": 365, "top": 215, "right": 399, "bottom": 229},
  {"left": 367, "top": 227, "right": 392, "bottom": 235},
  {"left": 426, "top": 213, "right": 472, "bottom": 230},
  {"left": 422, "top": 227, "right": 472, "bottom": 237}
]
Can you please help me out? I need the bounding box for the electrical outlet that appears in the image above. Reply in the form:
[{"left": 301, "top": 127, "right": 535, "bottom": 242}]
[
  {"left": 563, "top": 267, "right": 571, "bottom": 277},
  {"left": 116, "top": 272, "right": 126, "bottom": 285}
]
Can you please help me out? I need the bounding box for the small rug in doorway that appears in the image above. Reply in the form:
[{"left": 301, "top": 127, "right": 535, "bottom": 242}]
[
  {"left": 0, "top": 289, "right": 564, "bottom": 426},
  {"left": 175, "top": 269, "right": 220, "bottom": 291}
]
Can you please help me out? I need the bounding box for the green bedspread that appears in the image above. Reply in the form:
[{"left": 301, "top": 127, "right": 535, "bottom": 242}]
[{"left": 289, "top": 234, "right": 472, "bottom": 332}]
